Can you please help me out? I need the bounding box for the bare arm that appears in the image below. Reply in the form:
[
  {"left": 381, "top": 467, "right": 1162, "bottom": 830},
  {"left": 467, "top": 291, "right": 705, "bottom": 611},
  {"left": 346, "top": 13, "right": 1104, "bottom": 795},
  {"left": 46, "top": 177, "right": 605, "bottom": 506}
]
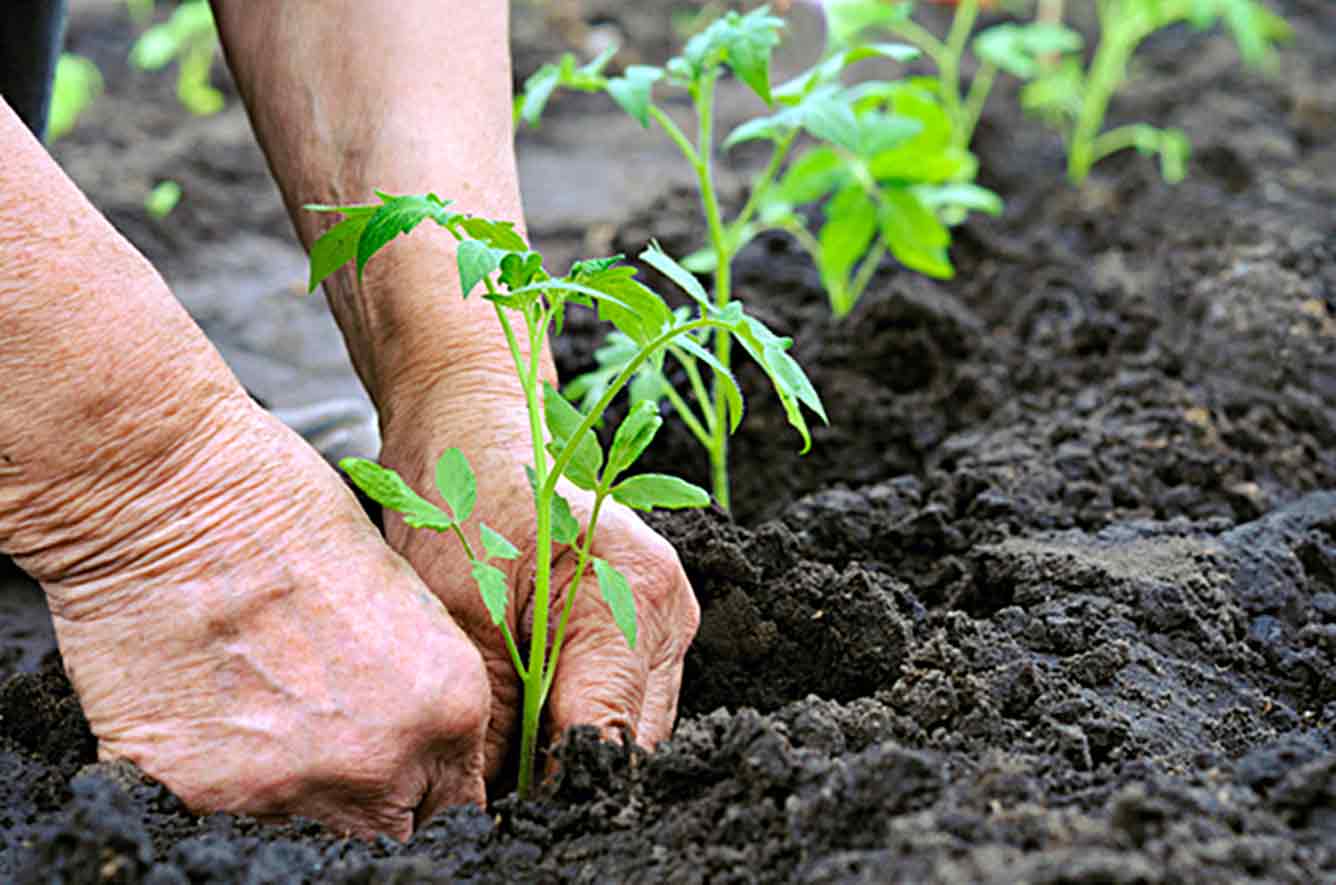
[{"left": 211, "top": 1, "right": 554, "bottom": 423}]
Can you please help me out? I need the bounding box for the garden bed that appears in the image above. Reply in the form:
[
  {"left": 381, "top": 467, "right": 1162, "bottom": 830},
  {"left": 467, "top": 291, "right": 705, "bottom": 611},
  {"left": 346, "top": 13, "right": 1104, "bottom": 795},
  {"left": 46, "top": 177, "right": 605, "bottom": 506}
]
[{"left": 2, "top": 1, "right": 1334, "bottom": 882}]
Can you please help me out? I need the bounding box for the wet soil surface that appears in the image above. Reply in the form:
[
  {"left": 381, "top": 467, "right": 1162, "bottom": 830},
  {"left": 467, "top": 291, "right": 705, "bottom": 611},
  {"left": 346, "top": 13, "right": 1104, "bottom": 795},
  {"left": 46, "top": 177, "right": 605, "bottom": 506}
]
[{"left": 3, "top": 1, "right": 1335, "bottom": 882}]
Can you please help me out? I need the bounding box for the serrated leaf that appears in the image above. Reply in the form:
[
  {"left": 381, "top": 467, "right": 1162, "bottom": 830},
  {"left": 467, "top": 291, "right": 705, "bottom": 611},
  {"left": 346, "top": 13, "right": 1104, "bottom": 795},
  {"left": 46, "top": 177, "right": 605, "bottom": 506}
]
[
  {"left": 357, "top": 193, "right": 454, "bottom": 279},
  {"left": 612, "top": 474, "right": 711, "bottom": 511},
  {"left": 722, "top": 107, "right": 801, "bottom": 149},
  {"left": 457, "top": 240, "right": 504, "bottom": 297},
  {"left": 607, "top": 65, "right": 663, "bottom": 127},
  {"left": 519, "top": 64, "right": 562, "bottom": 127},
  {"left": 580, "top": 266, "right": 673, "bottom": 345},
  {"left": 593, "top": 558, "right": 637, "bottom": 649},
  {"left": 308, "top": 214, "right": 372, "bottom": 293},
  {"left": 723, "top": 8, "right": 784, "bottom": 104},
  {"left": 480, "top": 523, "right": 520, "bottom": 561},
  {"left": 817, "top": 184, "right": 879, "bottom": 307},
  {"left": 672, "top": 335, "right": 745, "bottom": 432},
  {"left": 471, "top": 561, "right": 510, "bottom": 625},
  {"left": 552, "top": 491, "right": 581, "bottom": 545},
  {"left": 607, "top": 400, "right": 663, "bottom": 481},
  {"left": 340, "top": 457, "right": 455, "bottom": 531},
  {"left": 459, "top": 217, "right": 529, "bottom": 251},
  {"left": 434, "top": 448, "right": 477, "bottom": 524},
  {"left": 544, "top": 382, "right": 604, "bottom": 490},
  {"left": 640, "top": 243, "right": 711, "bottom": 310}
]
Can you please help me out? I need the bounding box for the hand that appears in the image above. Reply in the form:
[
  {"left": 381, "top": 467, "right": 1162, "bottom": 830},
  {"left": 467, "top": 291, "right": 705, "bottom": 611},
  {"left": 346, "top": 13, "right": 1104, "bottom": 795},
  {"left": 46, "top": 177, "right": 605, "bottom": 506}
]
[
  {"left": 378, "top": 368, "right": 701, "bottom": 782},
  {"left": 34, "top": 400, "right": 491, "bottom": 840}
]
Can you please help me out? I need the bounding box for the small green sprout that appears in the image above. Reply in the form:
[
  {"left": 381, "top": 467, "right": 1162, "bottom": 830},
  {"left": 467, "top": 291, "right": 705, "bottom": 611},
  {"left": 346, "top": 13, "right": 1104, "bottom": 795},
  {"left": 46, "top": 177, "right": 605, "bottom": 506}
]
[
  {"left": 306, "top": 191, "right": 825, "bottom": 798},
  {"left": 145, "top": 180, "right": 182, "bottom": 219},
  {"left": 1017, "top": 0, "right": 1289, "bottom": 182},
  {"left": 518, "top": 4, "right": 997, "bottom": 506},
  {"left": 129, "top": 0, "right": 224, "bottom": 116},
  {"left": 47, "top": 54, "right": 104, "bottom": 141}
]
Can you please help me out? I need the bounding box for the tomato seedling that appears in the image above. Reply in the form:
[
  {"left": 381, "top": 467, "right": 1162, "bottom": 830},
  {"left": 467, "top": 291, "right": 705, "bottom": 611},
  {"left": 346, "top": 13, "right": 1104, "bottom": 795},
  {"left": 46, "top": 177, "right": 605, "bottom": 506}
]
[
  {"left": 1018, "top": 0, "right": 1289, "bottom": 182},
  {"left": 519, "top": 5, "right": 997, "bottom": 506},
  {"left": 305, "top": 192, "right": 824, "bottom": 798}
]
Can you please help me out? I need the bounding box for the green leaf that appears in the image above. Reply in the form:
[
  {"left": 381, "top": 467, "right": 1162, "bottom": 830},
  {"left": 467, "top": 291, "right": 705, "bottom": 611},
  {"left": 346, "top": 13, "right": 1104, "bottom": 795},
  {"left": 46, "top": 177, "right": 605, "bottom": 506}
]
[
  {"left": 471, "top": 561, "right": 510, "bottom": 625},
  {"left": 552, "top": 491, "right": 581, "bottom": 545},
  {"left": 435, "top": 448, "right": 477, "bottom": 523},
  {"left": 817, "top": 184, "right": 879, "bottom": 308},
  {"left": 579, "top": 266, "right": 673, "bottom": 345},
  {"left": 672, "top": 334, "right": 745, "bottom": 432},
  {"left": 975, "top": 23, "right": 1084, "bottom": 80},
  {"left": 640, "top": 243, "right": 711, "bottom": 311},
  {"left": 565, "top": 330, "right": 642, "bottom": 412},
  {"left": 914, "top": 183, "right": 1004, "bottom": 218},
  {"left": 480, "top": 524, "right": 520, "bottom": 561},
  {"left": 543, "top": 382, "right": 604, "bottom": 491},
  {"left": 457, "top": 240, "right": 505, "bottom": 297},
  {"left": 774, "top": 146, "right": 846, "bottom": 205},
  {"left": 879, "top": 186, "right": 953, "bottom": 278},
  {"left": 498, "top": 251, "right": 545, "bottom": 290},
  {"left": 308, "top": 214, "right": 371, "bottom": 293},
  {"left": 357, "top": 193, "right": 455, "bottom": 279},
  {"left": 612, "top": 474, "right": 711, "bottom": 511},
  {"left": 459, "top": 217, "right": 529, "bottom": 251},
  {"left": 800, "top": 92, "right": 861, "bottom": 153},
  {"left": 730, "top": 314, "right": 827, "bottom": 451},
  {"left": 518, "top": 63, "right": 563, "bottom": 127},
  {"left": 340, "top": 457, "right": 455, "bottom": 531},
  {"left": 722, "top": 107, "right": 802, "bottom": 149},
  {"left": 47, "top": 54, "right": 103, "bottom": 141},
  {"left": 682, "top": 7, "right": 784, "bottom": 103},
  {"left": 594, "top": 558, "right": 637, "bottom": 649},
  {"left": 823, "top": 0, "right": 913, "bottom": 49},
  {"left": 607, "top": 400, "right": 663, "bottom": 481},
  {"left": 606, "top": 65, "right": 664, "bottom": 127}
]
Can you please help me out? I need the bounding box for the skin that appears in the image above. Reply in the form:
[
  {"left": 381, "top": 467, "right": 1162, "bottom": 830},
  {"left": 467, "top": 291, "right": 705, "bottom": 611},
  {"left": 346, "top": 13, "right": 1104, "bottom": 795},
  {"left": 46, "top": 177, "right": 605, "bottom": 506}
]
[{"left": 0, "top": 2, "right": 698, "bottom": 838}]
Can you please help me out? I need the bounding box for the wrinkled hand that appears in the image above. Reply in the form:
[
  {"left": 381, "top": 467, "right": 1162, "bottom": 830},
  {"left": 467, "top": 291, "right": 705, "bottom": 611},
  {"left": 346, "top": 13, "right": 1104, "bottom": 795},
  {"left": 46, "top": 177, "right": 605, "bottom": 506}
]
[
  {"left": 378, "top": 369, "right": 700, "bottom": 781},
  {"left": 38, "top": 401, "right": 491, "bottom": 840}
]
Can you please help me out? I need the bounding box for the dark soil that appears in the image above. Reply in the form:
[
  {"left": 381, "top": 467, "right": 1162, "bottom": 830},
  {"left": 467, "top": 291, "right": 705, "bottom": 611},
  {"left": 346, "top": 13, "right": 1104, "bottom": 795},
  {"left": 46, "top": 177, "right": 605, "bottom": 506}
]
[{"left": 3, "top": 1, "right": 1335, "bottom": 882}]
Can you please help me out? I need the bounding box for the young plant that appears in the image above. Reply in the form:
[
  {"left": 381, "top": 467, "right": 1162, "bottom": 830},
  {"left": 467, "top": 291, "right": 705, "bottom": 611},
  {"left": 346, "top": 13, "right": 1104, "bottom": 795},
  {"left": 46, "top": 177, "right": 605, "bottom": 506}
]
[
  {"left": 1017, "top": 0, "right": 1289, "bottom": 182},
  {"left": 305, "top": 191, "right": 825, "bottom": 798},
  {"left": 128, "top": 0, "right": 224, "bottom": 116},
  {"left": 518, "top": 5, "right": 998, "bottom": 506},
  {"left": 827, "top": 0, "right": 1084, "bottom": 152}
]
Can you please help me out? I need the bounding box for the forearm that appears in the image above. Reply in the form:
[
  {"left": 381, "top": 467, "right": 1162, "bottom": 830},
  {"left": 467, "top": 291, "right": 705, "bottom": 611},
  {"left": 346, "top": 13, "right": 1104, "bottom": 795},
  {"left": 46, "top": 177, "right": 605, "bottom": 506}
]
[
  {"left": 212, "top": 1, "right": 553, "bottom": 422},
  {"left": 0, "top": 100, "right": 246, "bottom": 582}
]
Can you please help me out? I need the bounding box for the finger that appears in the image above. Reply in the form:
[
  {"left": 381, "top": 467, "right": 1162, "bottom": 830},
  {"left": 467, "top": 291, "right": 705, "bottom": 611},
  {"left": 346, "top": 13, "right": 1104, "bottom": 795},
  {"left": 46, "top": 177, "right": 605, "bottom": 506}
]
[
  {"left": 637, "top": 638, "right": 688, "bottom": 748},
  {"left": 543, "top": 586, "right": 650, "bottom": 745}
]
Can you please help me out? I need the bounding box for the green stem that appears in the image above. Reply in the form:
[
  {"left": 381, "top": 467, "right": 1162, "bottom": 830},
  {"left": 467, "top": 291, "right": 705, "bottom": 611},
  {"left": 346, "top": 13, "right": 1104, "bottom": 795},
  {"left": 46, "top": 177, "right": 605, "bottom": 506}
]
[
  {"left": 487, "top": 294, "right": 554, "bottom": 800},
  {"left": 449, "top": 523, "right": 527, "bottom": 679},
  {"left": 957, "top": 60, "right": 997, "bottom": 149},
  {"left": 939, "top": 0, "right": 981, "bottom": 140},
  {"left": 890, "top": 19, "right": 949, "bottom": 66},
  {"left": 693, "top": 71, "right": 734, "bottom": 511},
  {"left": 729, "top": 128, "right": 799, "bottom": 237},
  {"left": 1087, "top": 123, "right": 1154, "bottom": 166},
  {"left": 673, "top": 345, "right": 718, "bottom": 434},
  {"left": 541, "top": 319, "right": 719, "bottom": 506},
  {"left": 1068, "top": 22, "right": 1139, "bottom": 182},
  {"left": 661, "top": 379, "right": 714, "bottom": 449},
  {"left": 540, "top": 492, "right": 608, "bottom": 704},
  {"left": 840, "top": 243, "right": 887, "bottom": 318}
]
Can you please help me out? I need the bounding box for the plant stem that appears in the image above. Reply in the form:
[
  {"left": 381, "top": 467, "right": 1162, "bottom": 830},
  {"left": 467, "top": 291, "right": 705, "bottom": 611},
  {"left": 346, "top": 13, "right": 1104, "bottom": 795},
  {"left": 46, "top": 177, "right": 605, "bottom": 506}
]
[
  {"left": 449, "top": 523, "right": 527, "bottom": 678},
  {"left": 540, "top": 492, "right": 607, "bottom": 704},
  {"left": 1068, "top": 17, "right": 1140, "bottom": 182},
  {"left": 939, "top": 0, "right": 981, "bottom": 144},
  {"left": 490, "top": 297, "right": 554, "bottom": 800},
  {"left": 957, "top": 60, "right": 996, "bottom": 149},
  {"left": 661, "top": 379, "right": 714, "bottom": 449},
  {"left": 693, "top": 71, "right": 734, "bottom": 511},
  {"left": 730, "top": 128, "right": 799, "bottom": 236}
]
